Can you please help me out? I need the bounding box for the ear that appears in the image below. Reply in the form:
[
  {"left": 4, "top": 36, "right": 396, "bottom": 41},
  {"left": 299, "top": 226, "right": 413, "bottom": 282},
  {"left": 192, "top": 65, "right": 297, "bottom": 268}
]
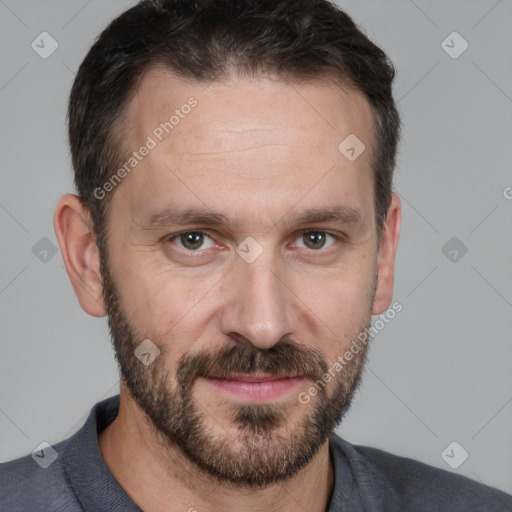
[
  {"left": 53, "top": 194, "right": 107, "bottom": 317},
  {"left": 372, "top": 192, "right": 402, "bottom": 315}
]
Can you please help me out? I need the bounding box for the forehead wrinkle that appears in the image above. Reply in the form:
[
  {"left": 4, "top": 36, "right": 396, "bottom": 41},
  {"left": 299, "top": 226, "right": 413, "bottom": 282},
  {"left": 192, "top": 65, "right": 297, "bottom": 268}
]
[
  {"left": 168, "top": 122, "right": 324, "bottom": 152},
  {"left": 180, "top": 143, "right": 307, "bottom": 157}
]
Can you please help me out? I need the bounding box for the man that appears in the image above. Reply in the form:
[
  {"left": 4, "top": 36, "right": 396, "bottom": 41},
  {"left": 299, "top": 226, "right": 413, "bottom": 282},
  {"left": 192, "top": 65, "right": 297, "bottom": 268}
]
[{"left": 1, "top": 0, "right": 510, "bottom": 510}]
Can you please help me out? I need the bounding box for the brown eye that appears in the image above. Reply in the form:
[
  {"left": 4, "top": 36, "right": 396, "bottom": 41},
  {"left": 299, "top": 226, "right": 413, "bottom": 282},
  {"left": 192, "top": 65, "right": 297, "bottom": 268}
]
[
  {"left": 304, "top": 232, "right": 326, "bottom": 249},
  {"left": 297, "top": 231, "right": 336, "bottom": 250},
  {"left": 174, "top": 232, "right": 213, "bottom": 251}
]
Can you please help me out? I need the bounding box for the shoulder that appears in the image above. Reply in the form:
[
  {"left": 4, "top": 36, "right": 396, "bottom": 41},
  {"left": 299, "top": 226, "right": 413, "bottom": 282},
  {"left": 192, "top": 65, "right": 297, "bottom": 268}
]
[
  {"left": 0, "top": 439, "right": 82, "bottom": 512},
  {"left": 330, "top": 434, "right": 512, "bottom": 512},
  {"left": 0, "top": 396, "right": 121, "bottom": 512}
]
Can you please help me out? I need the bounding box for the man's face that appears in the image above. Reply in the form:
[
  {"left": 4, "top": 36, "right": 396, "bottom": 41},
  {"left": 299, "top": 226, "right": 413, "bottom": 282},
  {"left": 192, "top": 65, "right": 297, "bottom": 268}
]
[{"left": 100, "top": 69, "right": 381, "bottom": 487}]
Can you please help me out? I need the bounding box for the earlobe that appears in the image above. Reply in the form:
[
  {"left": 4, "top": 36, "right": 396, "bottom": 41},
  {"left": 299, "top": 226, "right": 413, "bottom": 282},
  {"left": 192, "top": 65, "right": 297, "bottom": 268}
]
[
  {"left": 53, "top": 194, "right": 107, "bottom": 317},
  {"left": 371, "top": 193, "right": 402, "bottom": 315}
]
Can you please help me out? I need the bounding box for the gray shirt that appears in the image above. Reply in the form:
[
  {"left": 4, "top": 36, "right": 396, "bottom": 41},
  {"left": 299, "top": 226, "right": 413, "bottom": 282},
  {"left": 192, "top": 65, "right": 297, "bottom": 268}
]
[{"left": 1, "top": 395, "right": 510, "bottom": 511}]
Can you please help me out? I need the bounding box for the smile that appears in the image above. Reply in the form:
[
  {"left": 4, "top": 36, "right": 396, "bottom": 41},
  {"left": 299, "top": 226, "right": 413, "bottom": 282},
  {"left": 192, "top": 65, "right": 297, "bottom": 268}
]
[{"left": 204, "top": 375, "right": 307, "bottom": 402}]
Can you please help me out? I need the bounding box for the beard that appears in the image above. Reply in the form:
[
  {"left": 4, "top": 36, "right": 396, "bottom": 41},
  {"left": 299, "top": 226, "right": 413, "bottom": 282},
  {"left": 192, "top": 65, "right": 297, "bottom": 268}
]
[{"left": 98, "top": 241, "right": 377, "bottom": 489}]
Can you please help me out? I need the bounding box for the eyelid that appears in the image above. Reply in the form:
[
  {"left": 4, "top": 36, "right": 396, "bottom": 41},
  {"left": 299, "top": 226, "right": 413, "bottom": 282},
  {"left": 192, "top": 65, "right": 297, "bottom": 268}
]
[
  {"left": 165, "top": 228, "right": 346, "bottom": 252},
  {"left": 167, "top": 230, "right": 216, "bottom": 251},
  {"left": 293, "top": 230, "right": 339, "bottom": 250}
]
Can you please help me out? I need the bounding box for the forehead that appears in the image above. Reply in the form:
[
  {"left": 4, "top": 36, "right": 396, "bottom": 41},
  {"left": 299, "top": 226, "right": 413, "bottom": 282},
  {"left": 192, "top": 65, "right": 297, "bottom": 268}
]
[
  {"left": 115, "top": 67, "right": 375, "bottom": 226},
  {"left": 124, "top": 66, "right": 374, "bottom": 151}
]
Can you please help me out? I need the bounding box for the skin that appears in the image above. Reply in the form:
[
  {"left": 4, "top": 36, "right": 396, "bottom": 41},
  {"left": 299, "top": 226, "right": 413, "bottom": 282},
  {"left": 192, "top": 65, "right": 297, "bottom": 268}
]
[{"left": 54, "top": 68, "right": 401, "bottom": 512}]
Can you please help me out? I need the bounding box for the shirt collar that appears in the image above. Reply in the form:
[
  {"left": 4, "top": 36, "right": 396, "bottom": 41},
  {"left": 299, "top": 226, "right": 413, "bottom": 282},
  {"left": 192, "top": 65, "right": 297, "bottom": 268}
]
[
  {"left": 61, "top": 394, "right": 364, "bottom": 512},
  {"left": 61, "top": 395, "right": 142, "bottom": 512}
]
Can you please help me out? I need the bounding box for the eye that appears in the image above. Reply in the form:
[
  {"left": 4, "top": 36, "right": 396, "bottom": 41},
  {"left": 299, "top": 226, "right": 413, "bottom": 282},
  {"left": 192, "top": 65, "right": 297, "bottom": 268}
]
[
  {"left": 172, "top": 231, "right": 215, "bottom": 251},
  {"left": 296, "top": 231, "right": 336, "bottom": 250}
]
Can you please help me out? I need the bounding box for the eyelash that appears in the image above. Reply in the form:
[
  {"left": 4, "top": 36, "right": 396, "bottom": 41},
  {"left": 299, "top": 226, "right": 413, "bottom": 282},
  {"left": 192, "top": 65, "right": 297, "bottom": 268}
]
[{"left": 166, "top": 230, "right": 344, "bottom": 253}]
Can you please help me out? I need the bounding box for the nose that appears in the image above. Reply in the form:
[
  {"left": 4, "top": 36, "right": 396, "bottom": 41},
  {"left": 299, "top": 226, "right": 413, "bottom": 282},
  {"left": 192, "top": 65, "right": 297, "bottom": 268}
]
[{"left": 219, "top": 254, "right": 296, "bottom": 350}]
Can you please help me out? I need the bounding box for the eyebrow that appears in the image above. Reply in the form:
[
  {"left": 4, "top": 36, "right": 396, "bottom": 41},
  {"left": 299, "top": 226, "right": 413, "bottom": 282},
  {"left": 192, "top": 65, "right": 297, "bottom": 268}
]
[
  {"left": 136, "top": 205, "right": 363, "bottom": 230},
  {"left": 289, "top": 206, "right": 362, "bottom": 226},
  {"left": 137, "top": 208, "right": 231, "bottom": 230}
]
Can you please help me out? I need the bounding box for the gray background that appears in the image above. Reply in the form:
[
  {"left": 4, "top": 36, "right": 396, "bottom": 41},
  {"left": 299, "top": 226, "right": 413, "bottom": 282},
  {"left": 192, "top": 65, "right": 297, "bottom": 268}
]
[{"left": 1, "top": 0, "right": 511, "bottom": 495}]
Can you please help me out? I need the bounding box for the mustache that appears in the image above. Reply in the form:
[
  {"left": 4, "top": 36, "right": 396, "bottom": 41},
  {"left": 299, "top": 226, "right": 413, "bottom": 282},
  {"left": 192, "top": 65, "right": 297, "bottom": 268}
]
[{"left": 175, "top": 339, "right": 329, "bottom": 389}]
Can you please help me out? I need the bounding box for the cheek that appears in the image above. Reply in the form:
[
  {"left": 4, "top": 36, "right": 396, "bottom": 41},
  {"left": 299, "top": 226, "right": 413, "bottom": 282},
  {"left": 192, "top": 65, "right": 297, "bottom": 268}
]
[
  {"left": 294, "top": 269, "right": 374, "bottom": 350},
  {"left": 110, "top": 259, "right": 192, "bottom": 334},
  {"left": 311, "top": 283, "right": 369, "bottom": 324}
]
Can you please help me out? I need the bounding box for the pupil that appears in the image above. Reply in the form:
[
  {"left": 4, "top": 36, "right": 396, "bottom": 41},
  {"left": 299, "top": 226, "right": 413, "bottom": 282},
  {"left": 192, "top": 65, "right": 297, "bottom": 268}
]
[
  {"left": 306, "top": 232, "right": 325, "bottom": 249},
  {"left": 182, "top": 232, "right": 203, "bottom": 249}
]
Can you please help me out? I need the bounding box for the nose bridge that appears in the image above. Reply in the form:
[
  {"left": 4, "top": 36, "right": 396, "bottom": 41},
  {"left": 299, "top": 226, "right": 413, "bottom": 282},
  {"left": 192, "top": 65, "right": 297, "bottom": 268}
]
[{"left": 219, "top": 253, "right": 292, "bottom": 350}]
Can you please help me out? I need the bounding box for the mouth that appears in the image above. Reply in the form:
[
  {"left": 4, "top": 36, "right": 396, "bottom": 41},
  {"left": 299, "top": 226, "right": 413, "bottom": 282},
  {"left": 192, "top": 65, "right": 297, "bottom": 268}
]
[
  {"left": 213, "top": 372, "right": 302, "bottom": 382},
  {"left": 204, "top": 373, "right": 307, "bottom": 402}
]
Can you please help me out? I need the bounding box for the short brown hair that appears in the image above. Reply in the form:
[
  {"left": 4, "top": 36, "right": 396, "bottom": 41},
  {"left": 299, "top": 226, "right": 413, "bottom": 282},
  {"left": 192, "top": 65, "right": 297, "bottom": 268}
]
[{"left": 68, "top": 0, "right": 400, "bottom": 251}]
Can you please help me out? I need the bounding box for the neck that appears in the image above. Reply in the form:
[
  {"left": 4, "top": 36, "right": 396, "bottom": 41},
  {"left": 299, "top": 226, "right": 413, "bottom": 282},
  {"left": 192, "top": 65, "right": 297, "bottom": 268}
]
[{"left": 99, "top": 385, "right": 335, "bottom": 512}]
